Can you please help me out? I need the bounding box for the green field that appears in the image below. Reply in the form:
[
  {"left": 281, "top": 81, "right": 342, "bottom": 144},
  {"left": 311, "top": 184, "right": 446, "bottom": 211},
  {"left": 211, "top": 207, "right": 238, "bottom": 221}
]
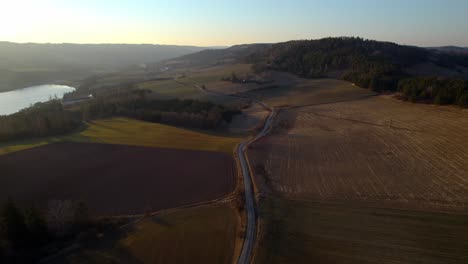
[
  {"left": 0, "top": 118, "right": 241, "bottom": 155},
  {"left": 51, "top": 204, "right": 238, "bottom": 264},
  {"left": 255, "top": 198, "right": 468, "bottom": 264},
  {"left": 80, "top": 118, "right": 241, "bottom": 153}
]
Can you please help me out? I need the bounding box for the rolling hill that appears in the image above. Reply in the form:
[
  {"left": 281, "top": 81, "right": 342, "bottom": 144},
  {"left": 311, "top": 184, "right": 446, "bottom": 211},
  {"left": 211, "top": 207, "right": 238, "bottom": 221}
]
[
  {"left": 0, "top": 42, "right": 205, "bottom": 92},
  {"left": 247, "top": 37, "right": 468, "bottom": 88}
]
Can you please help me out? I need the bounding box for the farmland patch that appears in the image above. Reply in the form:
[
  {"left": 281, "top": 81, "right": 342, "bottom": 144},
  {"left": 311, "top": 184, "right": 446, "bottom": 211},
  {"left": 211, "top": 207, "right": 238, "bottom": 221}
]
[{"left": 0, "top": 142, "right": 236, "bottom": 216}]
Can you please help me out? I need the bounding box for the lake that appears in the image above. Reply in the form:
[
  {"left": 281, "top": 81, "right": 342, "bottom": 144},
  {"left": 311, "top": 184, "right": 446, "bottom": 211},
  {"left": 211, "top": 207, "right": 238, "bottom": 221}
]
[{"left": 0, "top": 84, "right": 75, "bottom": 116}]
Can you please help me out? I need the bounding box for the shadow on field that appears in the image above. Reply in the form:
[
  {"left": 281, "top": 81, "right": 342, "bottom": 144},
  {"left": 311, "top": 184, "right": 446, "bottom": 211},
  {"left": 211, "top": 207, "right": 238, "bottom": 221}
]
[
  {"left": 50, "top": 223, "right": 145, "bottom": 264},
  {"left": 255, "top": 197, "right": 468, "bottom": 264},
  {"left": 151, "top": 215, "right": 172, "bottom": 227},
  {"left": 0, "top": 123, "right": 91, "bottom": 157}
]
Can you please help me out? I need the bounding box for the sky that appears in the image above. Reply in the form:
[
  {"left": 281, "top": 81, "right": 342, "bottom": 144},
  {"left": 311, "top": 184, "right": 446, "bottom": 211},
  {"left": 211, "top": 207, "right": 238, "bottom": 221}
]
[{"left": 1, "top": 0, "right": 467, "bottom": 47}]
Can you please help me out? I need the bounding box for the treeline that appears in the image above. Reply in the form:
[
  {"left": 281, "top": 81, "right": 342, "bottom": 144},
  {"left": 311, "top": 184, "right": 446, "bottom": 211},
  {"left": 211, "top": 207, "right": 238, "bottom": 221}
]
[
  {"left": 0, "top": 89, "right": 239, "bottom": 143},
  {"left": 248, "top": 37, "right": 468, "bottom": 106},
  {"left": 80, "top": 89, "right": 239, "bottom": 129},
  {"left": 397, "top": 77, "right": 468, "bottom": 107},
  {"left": 0, "top": 199, "right": 119, "bottom": 263},
  {"left": 0, "top": 100, "right": 82, "bottom": 142}
]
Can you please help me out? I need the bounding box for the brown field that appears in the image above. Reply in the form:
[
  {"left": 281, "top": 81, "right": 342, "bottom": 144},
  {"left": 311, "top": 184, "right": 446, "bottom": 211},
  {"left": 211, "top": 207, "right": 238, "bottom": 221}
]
[
  {"left": 255, "top": 198, "right": 468, "bottom": 264},
  {"left": 0, "top": 142, "right": 235, "bottom": 216},
  {"left": 50, "top": 204, "right": 239, "bottom": 264},
  {"left": 250, "top": 96, "right": 468, "bottom": 211},
  {"left": 240, "top": 75, "right": 375, "bottom": 108},
  {"left": 246, "top": 78, "right": 468, "bottom": 263}
]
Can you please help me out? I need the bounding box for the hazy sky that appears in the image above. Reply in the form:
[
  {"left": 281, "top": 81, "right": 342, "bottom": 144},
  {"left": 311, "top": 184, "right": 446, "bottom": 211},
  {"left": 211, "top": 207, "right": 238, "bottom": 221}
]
[{"left": 1, "top": 0, "right": 467, "bottom": 47}]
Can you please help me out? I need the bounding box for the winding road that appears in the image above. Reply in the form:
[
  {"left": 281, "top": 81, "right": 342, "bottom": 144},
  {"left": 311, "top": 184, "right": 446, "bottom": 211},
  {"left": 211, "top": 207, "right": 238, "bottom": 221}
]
[
  {"left": 237, "top": 108, "right": 275, "bottom": 264},
  {"left": 177, "top": 78, "right": 275, "bottom": 263}
]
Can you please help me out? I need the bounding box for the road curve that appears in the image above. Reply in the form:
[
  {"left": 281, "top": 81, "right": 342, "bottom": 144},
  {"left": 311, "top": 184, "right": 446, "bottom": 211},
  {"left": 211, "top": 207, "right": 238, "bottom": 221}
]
[
  {"left": 178, "top": 78, "right": 275, "bottom": 263},
  {"left": 237, "top": 108, "right": 275, "bottom": 264}
]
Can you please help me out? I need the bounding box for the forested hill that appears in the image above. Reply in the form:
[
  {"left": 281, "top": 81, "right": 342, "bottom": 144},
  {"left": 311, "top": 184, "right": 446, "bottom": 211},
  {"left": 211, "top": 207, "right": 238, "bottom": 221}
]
[{"left": 247, "top": 37, "right": 468, "bottom": 92}]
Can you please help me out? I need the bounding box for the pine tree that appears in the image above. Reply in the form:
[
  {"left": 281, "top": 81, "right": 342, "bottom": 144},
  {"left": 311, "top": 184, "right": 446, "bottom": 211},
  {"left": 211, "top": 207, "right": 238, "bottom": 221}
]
[
  {"left": 24, "top": 207, "right": 49, "bottom": 246},
  {"left": 2, "top": 199, "right": 28, "bottom": 249}
]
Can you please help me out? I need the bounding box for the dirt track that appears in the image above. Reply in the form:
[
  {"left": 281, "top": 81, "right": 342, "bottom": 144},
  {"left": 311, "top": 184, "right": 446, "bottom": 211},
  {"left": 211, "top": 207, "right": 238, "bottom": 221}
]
[{"left": 0, "top": 142, "right": 235, "bottom": 216}]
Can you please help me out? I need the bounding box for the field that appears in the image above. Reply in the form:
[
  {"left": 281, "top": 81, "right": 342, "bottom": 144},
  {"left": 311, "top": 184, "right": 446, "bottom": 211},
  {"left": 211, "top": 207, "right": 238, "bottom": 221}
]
[
  {"left": 227, "top": 103, "right": 269, "bottom": 134},
  {"left": 186, "top": 64, "right": 253, "bottom": 84},
  {"left": 137, "top": 78, "right": 203, "bottom": 99},
  {"left": 245, "top": 78, "right": 468, "bottom": 263},
  {"left": 0, "top": 118, "right": 241, "bottom": 155},
  {"left": 0, "top": 142, "right": 235, "bottom": 216},
  {"left": 250, "top": 96, "right": 468, "bottom": 210},
  {"left": 242, "top": 77, "right": 376, "bottom": 107},
  {"left": 50, "top": 204, "right": 239, "bottom": 264},
  {"left": 254, "top": 198, "right": 468, "bottom": 264},
  {"left": 80, "top": 118, "right": 241, "bottom": 153}
]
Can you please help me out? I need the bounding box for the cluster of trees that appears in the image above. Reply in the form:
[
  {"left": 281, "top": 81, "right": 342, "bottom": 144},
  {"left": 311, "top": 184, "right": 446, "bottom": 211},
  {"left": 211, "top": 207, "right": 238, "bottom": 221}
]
[
  {"left": 0, "top": 88, "right": 240, "bottom": 143},
  {"left": 397, "top": 77, "right": 468, "bottom": 107},
  {"left": 0, "top": 100, "right": 82, "bottom": 142},
  {"left": 81, "top": 89, "right": 239, "bottom": 129},
  {"left": 0, "top": 200, "right": 49, "bottom": 263},
  {"left": 0, "top": 199, "right": 118, "bottom": 263},
  {"left": 248, "top": 37, "right": 468, "bottom": 106}
]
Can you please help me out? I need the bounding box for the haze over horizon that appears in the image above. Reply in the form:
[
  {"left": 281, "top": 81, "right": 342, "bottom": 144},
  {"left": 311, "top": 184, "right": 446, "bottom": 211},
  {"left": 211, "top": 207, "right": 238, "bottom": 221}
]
[{"left": 1, "top": 0, "right": 468, "bottom": 47}]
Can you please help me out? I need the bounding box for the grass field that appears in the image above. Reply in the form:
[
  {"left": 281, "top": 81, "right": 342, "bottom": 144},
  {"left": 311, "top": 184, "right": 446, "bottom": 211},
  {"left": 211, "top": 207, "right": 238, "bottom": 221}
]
[
  {"left": 51, "top": 204, "right": 239, "bottom": 264},
  {"left": 0, "top": 118, "right": 241, "bottom": 155},
  {"left": 0, "top": 140, "right": 49, "bottom": 156},
  {"left": 255, "top": 198, "right": 468, "bottom": 264},
  {"left": 81, "top": 118, "right": 241, "bottom": 153}
]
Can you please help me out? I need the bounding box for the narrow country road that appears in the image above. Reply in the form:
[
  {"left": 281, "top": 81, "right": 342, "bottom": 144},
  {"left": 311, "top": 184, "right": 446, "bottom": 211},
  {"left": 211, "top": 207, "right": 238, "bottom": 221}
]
[
  {"left": 237, "top": 108, "right": 275, "bottom": 264},
  {"left": 178, "top": 78, "right": 275, "bottom": 263}
]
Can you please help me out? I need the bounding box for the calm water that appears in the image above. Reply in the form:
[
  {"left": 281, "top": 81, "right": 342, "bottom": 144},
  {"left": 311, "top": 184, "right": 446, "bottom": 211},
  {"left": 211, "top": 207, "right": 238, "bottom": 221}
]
[{"left": 0, "top": 84, "right": 75, "bottom": 116}]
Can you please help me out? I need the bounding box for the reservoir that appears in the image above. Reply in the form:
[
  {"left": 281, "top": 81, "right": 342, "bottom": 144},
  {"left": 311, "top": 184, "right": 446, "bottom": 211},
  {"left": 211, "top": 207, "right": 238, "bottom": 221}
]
[{"left": 0, "top": 84, "right": 75, "bottom": 116}]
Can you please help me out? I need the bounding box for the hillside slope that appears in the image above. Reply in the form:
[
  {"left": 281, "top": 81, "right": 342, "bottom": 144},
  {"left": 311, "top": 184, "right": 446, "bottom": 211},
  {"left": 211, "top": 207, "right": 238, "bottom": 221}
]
[{"left": 248, "top": 37, "right": 468, "bottom": 91}]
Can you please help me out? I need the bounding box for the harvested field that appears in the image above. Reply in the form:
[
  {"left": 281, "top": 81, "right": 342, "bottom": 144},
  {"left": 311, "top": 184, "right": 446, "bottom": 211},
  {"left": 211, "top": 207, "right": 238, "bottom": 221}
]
[
  {"left": 242, "top": 78, "right": 375, "bottom": 107},
  {"left": 0, "top": 142, "right": 236, "bottom": 216},
  {"left": 50, "top": 204, "right": 239, "bottom": 264},
  {"left": 255, "top": 198, "right": 468, "bottom": 264},
  {"left": 250, "top": 96, "right": 468, "bottom": 211},
  {"left": 248, "top": 84, "right": 468, "bottom": 263}
]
